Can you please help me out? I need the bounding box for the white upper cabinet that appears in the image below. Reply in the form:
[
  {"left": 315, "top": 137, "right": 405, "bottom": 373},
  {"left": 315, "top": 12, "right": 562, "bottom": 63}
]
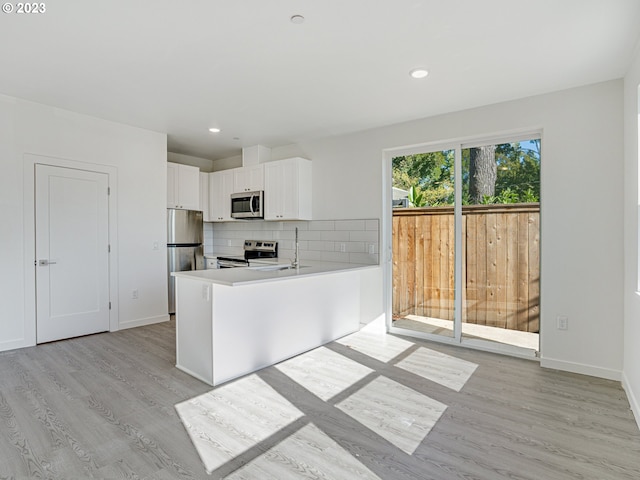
[
  {"left": 167, "top": 162, "right": 200, "bottom": 210},
  {"left": 264, "top": 158, "right": 312, "bottom": 221},
  {"left": 167, "top": 163, "right": 178, "bottom": 208},
  {"left": 199, "top": 172, "right": 212, "bottom": 221},
  {"left": 209, "top": 170, "right": 235, "bottom": 222},
  {"left": 233, "top": 164, "right": 264, "bottom": 192}
]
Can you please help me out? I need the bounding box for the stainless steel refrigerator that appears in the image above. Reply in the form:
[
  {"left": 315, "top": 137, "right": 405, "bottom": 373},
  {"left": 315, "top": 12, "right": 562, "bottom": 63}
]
[{"left": 167, "top": 209, "right": 204, "bottom": 314}]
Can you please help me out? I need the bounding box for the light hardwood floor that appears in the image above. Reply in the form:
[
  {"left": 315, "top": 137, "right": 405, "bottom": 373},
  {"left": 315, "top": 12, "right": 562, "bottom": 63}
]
[{"left": 0, "top": 321, "right": 638, "bottom": 479}]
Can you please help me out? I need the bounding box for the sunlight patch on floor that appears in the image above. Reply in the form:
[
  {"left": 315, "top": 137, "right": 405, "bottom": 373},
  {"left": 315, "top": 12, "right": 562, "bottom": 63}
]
[
  {"left": 396, "top": 347, "right": 478, "bottom": 392},
  {"left": 336, "top": 376, "right": 447, "bottom": 455},
  {"left": 275, "top": 347, "right": 373, "bottom": 401},
  {"left": 336, "top": 330, "right": 415, "bottom": 363},
  {"left": 225, "top": 422, "right": 381, "bottom": 480},
  {"left": 175, "top": 375, "right": 303, "bottom": 474}
]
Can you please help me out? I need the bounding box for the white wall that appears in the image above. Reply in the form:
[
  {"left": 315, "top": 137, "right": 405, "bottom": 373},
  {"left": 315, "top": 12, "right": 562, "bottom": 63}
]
[
  {"left": 269, "top": 80, "right": 625, "bottom": 380},
  {"left": 167, "top": 151, "right": 215, "bottom": 172},
  {"left": 0, "top": 95, "right": 168, "bottom": 351},
  {"left": 623, "top": 46, "right": 640, "bottom": 425},
  {"left": 3, "top": 80, "right": 626, "bottom": 386},
  {"left": 212, "top": 154, "right": 242, "bottom": 171}
]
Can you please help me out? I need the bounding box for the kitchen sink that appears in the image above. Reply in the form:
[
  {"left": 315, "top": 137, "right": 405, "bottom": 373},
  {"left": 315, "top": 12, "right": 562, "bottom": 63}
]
[{"left": 252, "top": 264, "right": 308, "bottom": 272}]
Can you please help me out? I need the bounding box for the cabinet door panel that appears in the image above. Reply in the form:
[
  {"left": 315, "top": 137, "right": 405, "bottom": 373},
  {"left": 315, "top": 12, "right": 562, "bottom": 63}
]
[
  {"left": 264, "top": 162, "right": 284, "bottom": 220},
  {"left": 210, "top": 170, "right": 235, "bottom": 221},
  {"left": 199, "top": 173, "right": 211, "bottom": 221},
  {"left": 167, "top": 162, "right": 200, "bottom": 210},
  {"left": 234, "top": 165, "right": 264, "bottom": 193},
  {"left": 167, "top": 163, "right": 178, "bottom": 208},
  {"left": 280, "top": 160, "right": 298, "bottom": 219},
  {"left": 178, "top": 165, "right": 200, "bottom": 210},
  {"left": 264, "top": 158, "right": 311, "bottom": 221}
]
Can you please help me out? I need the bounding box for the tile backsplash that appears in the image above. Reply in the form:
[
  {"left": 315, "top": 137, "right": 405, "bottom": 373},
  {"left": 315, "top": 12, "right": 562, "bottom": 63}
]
[{"left": 204, "top": 219, "right": 379, "bottom": 265}]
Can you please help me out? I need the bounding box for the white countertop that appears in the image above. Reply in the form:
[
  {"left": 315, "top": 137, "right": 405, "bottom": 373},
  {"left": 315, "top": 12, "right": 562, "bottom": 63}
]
[{"left": 172, "top": 260, "right": 377, "bottom": 286}]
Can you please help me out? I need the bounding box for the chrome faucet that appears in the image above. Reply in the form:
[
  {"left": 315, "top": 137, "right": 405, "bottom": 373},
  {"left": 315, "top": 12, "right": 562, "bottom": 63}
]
[{"left": 292, "top": 227, "right": 300, "bottom": 269}]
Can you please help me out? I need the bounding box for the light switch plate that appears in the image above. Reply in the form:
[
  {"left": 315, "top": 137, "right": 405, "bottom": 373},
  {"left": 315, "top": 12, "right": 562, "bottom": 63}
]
[{"left": 557, "top": 315, "right": 568, "bottom": 330}]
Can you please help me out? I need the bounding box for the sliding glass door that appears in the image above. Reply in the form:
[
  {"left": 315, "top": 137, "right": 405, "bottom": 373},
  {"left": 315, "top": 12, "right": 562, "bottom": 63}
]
[
  {"left": 388, "top": 135, "right": 540, "bottom": 356},
  {"left": 391, "top": 149, "right": 456, "bottom": 340}
]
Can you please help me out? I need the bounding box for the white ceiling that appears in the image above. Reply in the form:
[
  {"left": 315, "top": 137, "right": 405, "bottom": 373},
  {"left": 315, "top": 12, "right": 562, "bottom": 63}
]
[{"left": 1, "top": 0, "right": 639, "bottom": 160}]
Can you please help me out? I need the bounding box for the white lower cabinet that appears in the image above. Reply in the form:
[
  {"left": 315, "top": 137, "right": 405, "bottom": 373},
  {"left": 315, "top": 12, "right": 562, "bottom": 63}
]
[
  {"left": 209, "top": 170, "right": 235, "bottom": 222},
  {"left": 174, "top": 270, "right": 361, "bottom": 386},
  {"left": 264, "top": 157, "right": 312, "bottom": 220}
]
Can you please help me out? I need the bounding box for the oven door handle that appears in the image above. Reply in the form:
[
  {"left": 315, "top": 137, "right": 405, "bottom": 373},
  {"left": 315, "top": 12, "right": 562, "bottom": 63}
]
[{"left": 217, "top": 259, "right": 248, "bottom": 269}]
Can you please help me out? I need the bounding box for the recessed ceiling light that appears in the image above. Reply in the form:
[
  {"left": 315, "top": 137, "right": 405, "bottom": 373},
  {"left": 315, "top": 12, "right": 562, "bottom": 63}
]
[
  {"left": 290, "top": 14, "right": 305, "bottom": 24},
  {"left": 208, "top": 128, "right": 221, "bottom": 133},
  {"left": 409, "top": 68, "right": 429, "bottom": 79}
]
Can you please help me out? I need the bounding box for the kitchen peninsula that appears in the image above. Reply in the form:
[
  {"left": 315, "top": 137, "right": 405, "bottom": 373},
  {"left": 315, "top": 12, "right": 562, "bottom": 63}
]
[{"left": 172, "top": 261, "right": 376, "bottom": 386}]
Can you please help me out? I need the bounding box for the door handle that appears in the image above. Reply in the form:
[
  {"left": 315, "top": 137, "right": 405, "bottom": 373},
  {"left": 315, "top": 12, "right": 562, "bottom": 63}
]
[{"left": 38, "top": 259, "right": 57, "bottom": 266}]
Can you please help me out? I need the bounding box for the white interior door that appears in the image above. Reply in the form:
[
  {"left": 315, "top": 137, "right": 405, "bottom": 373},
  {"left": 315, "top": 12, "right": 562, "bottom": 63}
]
[{"left": 36, "top": 164, "right": 110, "bottom": 343}]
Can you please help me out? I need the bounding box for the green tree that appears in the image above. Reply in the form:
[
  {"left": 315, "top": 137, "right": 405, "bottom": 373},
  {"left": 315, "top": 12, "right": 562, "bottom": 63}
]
[
  {"left": 493, "top": 141, "right": 540, "bottom": 202},
  {"left": 392, "top": 150, "right": 455, "bottom": 206},
  {"left": 468, "top": 145, "right": 497, "bottom": 204},
  {"left": 392, "top": 140, "right": 540, "bottom": 207}
]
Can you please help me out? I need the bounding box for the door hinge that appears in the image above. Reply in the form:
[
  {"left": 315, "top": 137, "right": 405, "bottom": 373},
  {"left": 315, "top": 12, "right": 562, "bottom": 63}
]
[
  {"left": 109, "top": 301, "right": 112, "bottom": 310},
  {"left": 108, "top": 244, "right": 111, "bottom": 253},
  {"left": 107, "top": 187, "right": 110, "bottom": 195}
]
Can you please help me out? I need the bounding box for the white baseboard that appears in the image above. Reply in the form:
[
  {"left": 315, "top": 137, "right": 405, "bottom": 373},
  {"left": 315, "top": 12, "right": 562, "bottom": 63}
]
[
  {"left": 540, "top": 356, "right": 621, "bottom": 381},
  {"left": 0, "top": 315, "right": 170, "bottom": 352},
  {"left": 117, "top": 314, "right": 170, "bottom": 330},
  {"left": 622, "top": 371, "right": 640, "bottom": 431},
  {"left": 0, "top": 338, "right": 35, "bottom": 353}
]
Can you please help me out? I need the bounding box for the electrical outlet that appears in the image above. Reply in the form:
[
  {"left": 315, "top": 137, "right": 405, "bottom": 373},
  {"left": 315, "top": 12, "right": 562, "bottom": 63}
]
[
  {"left": 557, "top": 315, "right": 568, "bottom": 330},
  {"left": 153, "top": 241, "right": 159, "bottom": 250},
  {"left": 132, "top": 289, "right": 139, "bottom": 300},
  {"left": 202, "top": 284, "right": 210, "bottom": 301},
  {"left": 368, "top": 244, "right": 375, "bottom": 254},
  {"left": 340, "top": 243, "right": 346, "bottom": 253}
]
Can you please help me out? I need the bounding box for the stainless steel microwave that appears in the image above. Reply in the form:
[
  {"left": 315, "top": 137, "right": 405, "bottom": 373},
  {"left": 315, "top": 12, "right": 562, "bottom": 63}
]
[{"left": 231, "top": 191, "right": 264, "bottom": 219}]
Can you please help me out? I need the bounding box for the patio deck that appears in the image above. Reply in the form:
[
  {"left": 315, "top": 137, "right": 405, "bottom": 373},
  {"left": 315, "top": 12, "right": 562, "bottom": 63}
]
[{"left": 393, "top": 314, "right": 539, "bottom": 350}]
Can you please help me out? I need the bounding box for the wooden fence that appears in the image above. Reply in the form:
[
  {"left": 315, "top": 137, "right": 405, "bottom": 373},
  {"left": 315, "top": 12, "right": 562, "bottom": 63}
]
[{"left": 393, "top": 204, "right": 540, "bottom": 333}]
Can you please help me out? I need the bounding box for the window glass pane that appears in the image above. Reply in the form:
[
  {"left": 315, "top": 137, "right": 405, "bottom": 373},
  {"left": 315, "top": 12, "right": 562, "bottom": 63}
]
[
  {"left": 461, "top": 140, "right": 540, "bottom": 349},
  {"left": 462, "top": 141, "right": 540, "bottom": 205},
  {"left": 391, "top": 150, "right": 455, "bottom": 338}
]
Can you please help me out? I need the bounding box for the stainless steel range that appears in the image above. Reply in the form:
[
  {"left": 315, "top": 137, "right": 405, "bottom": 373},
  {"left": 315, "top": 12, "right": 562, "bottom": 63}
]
[{"left": 216, "top": 240, "right": 278, "bottom": 268}]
